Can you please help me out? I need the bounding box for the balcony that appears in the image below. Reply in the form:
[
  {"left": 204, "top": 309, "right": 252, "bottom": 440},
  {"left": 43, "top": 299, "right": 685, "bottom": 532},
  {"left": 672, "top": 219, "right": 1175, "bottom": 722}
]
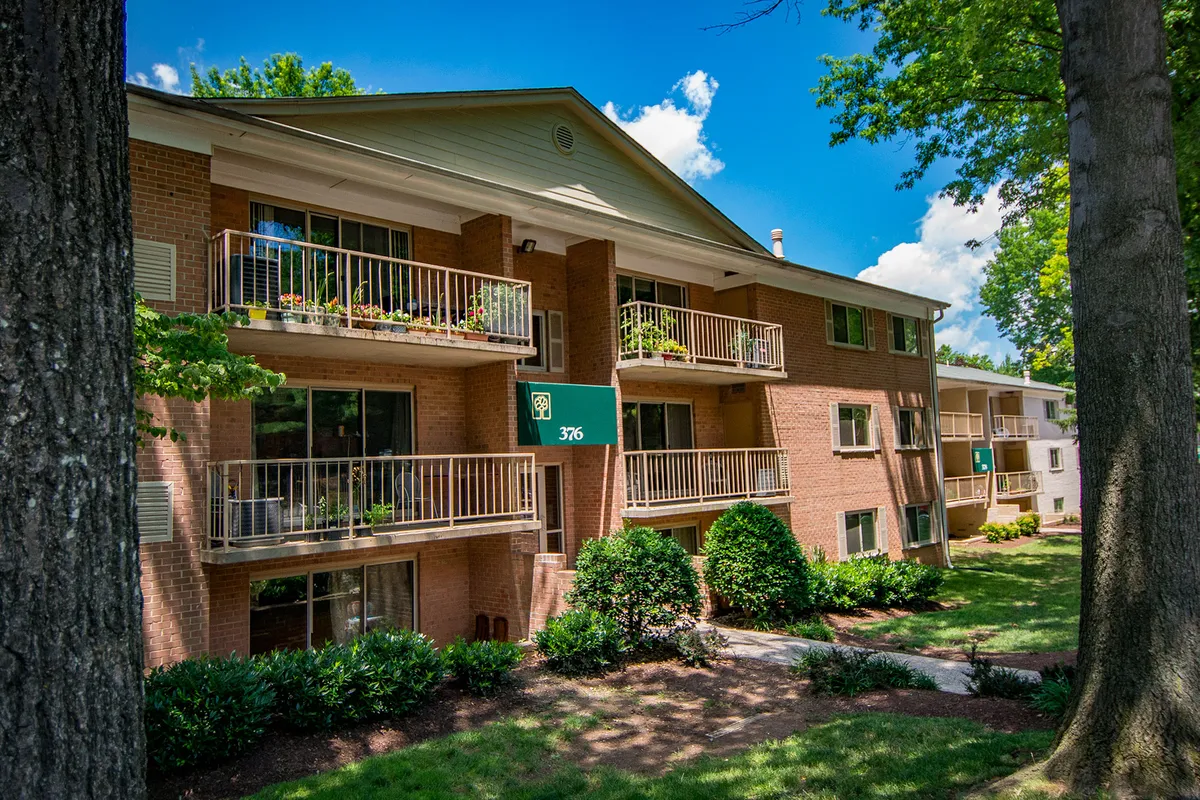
[
  {"left": 992, "top": 415, "right": 1039, "bottom": 439},
  {"left": 622, "top": 448, "right": 792, "bottom": 518},
  {"left": 616, "top": 302, "right": 787, "bottom": 385},
  {"left": 944, "top": 475, "right": 990, "bottom": 507},
  {"left": 941, "top": 412, "right": 984, "bottom": 440},
  {"left": 204, "top": 453, "right": 538, "bottom": 564},
  {"left": 210, "top": 230, "right": 536, "bottom": 366},
  {"left": 995, "top": 470, "right": 1042, "bottom": 498}
]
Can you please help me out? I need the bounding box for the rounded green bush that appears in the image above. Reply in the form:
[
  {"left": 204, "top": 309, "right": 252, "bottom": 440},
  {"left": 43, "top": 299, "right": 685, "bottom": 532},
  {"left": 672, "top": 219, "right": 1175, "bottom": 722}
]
[
  {"left": 702, "top": 502, "right": 810, "bottom": 618},
  {"left": 441, "top": 637, "right": 523, "bottom": 696},
  {"left": 144, "top": 654, "right": 275, "bottom": 772},
  {"left": 533, "top": 609, "right": 629, "bottom": 676},
  {"left": 808, "top": 556, "right": 943, "bottom": 610},
  {"left": 567, "top": 525, "right": 702, "bottom": 644}
]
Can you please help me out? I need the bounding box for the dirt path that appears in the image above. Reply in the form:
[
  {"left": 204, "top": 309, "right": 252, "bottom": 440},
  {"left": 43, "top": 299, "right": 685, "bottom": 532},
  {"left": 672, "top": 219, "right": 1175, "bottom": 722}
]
[{"left": 149, "top": 656, "right": 1052, "bottom": 800}]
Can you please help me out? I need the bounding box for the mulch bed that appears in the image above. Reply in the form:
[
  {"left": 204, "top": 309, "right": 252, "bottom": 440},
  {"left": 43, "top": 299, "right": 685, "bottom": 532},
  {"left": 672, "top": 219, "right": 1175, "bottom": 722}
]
[{"left": 149, "top": 656, "right": 1053, "bottom": 800}]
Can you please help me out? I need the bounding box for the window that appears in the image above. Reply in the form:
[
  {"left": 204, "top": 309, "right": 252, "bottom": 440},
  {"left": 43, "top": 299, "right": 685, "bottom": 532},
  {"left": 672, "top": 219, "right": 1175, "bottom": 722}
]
[
  {"left": 617, "top": 274, "right": 687, "bottom": 308},
  {"left": 896, "top": 408, "right": 928, "bottom": 449},
  {"left": 657, "top": 525, "right": 699, "bottom": 556},
  {"left": 249, "top": 201, "right": 411, "bottom": 258},
  {"left": 1049, "top": 447, "right": 1063, "bottom": 471},
  {"left": 1044, "top": 400, "right": 1059, "bottom": 420},
  {"left": 249, "top": 560, "right": 416, "bottom": 654},
  {"left": 538, "top": 465, "right": 564, "bottom": 554},
  {"left": 1053, "top": 497, "right": 1065, "bottom": 513},
  {"left": 253, "top": 387, "right": 414, "bottom": 460},
  {"left": 843, "top": 510, "right": 879, "bottom": 556},
  {"left": 833, "top": 403, "right": 874, "bottom": 450},
  {"left": 520, "top": 310, "right": 565, "bottom": 372},
  {"left": 889, "top": 314, "right": 921, "bottom": 355},
  {"left": 826, "top": 301, "right": 874, "bottom": 348},
  {"left": 903, "top": 503, "right": 934, "bottom": 548},
  {"left": 622, "top": 401, "right": 693, "bottom": 451}
]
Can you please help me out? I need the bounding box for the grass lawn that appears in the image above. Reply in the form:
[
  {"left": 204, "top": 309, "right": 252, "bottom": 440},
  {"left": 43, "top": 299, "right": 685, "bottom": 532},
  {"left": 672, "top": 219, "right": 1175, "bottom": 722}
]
[
  {"left": 852, "top": 535, "right": 1081, "bottom": 654},
  {"left": 249, "top": 712, "right": 1053, "bottom": 800}
]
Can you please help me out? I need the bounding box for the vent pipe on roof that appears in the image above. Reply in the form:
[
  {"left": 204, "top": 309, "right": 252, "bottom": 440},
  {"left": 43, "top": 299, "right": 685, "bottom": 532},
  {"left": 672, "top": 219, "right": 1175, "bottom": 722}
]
[
  {"left": 771, "top": 229, "right": 785, "bottom": 259},
  {"left": 1023, "top": 369, "right": 1031, "bottom": 385}
]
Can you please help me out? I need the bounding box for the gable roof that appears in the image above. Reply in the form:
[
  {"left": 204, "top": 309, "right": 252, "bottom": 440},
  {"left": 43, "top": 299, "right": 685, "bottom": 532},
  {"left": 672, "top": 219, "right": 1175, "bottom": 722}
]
[
  {"left": 937, "top": 363, "right": 1068, "bottom": 393},
  {"left": 206, "top": 87, "right": 768, "bottom": 253}
]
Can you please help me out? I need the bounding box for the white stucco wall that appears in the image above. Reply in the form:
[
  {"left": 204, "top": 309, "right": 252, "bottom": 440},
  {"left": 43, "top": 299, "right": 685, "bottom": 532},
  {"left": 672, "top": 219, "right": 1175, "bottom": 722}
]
[{"left": 1021, "top": 394, "right": 1080, "bottom": 518}]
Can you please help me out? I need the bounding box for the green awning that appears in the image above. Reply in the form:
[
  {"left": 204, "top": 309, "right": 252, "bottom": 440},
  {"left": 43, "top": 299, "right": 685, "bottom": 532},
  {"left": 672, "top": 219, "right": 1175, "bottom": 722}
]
[
  {"left": 517, "top": 382, "right": 619, "bottom": 446},
  {"left": 972, "top": 447, "right": 995, "bottom": 473}
]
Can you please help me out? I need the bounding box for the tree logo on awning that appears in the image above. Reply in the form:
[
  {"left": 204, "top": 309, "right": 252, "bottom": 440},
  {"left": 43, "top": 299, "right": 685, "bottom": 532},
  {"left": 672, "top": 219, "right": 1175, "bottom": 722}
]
[{"left": 532, "top": 392, "right": 552, "bottom": 420}]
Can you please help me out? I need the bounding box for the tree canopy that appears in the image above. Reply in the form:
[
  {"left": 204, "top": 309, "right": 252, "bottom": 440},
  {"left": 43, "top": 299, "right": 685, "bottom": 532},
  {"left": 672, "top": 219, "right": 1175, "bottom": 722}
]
[
  {"left": 934, "top": 345, "right": 1020, "bottom": 376},
  {"left": 190, "top": 53, "right": 369, "bottom": 98}
]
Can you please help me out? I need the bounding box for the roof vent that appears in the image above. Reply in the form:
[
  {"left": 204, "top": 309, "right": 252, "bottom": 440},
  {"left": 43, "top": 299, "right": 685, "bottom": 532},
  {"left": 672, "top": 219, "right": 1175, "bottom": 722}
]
[
  {"left": 551, "top": 123, "right": 576, "bottom": 155},
  {"left": 771, "top": 229, "right": 785, "bottom": 259}
]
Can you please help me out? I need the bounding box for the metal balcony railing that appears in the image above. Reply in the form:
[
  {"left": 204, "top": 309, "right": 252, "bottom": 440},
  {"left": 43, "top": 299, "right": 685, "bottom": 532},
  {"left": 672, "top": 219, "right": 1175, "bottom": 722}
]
[
  {"left": 617, "top": 301, "right": 784, "bottom": 371},
  {"left": 210, "top": 230, "right": 533, "bottom": 345},
  {"left": 992, "top": 415, "right": 1039, "bottom": 439},
  {"left": 624, "top": 448, "right": 790, "bottom": 509},
  {"left": 995, "top": 470, "right": 1042, "bottom": 497},
  {"left": 208, "top": 453, "right": 537, "bottom": 552},
  {"left": 940, "top": 411, "right": 984, "bottom": 440},
  {"left": 944, "top": 474, "right": 990, "bottom": 505}
]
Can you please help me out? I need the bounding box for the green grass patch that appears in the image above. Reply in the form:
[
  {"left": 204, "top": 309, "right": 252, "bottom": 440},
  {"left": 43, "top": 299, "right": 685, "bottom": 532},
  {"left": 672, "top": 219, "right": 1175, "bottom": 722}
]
[
  {"left": 851, "top": 536, "right": 1080, "bottom": 653},
  {"left": 248, "top": 713, "right": 1052, "bottom": 799}
]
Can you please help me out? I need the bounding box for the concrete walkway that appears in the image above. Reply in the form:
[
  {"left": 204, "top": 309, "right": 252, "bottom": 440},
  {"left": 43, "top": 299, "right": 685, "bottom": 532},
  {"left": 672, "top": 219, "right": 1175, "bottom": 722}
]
[{"left": 703, "top": 624, "right": 1041, "bottom": 695}]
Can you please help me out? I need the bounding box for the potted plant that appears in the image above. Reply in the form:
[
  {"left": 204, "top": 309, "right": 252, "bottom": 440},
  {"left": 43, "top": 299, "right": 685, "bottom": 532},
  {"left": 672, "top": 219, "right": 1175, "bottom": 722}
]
[
  {"left": 321, "top": 300, "right": 346, "bottom": 327},
  {"left": 729, "top": 328, "right": 753, "bottom": 368},
  {"left": 247, "top": 300, "right": 270, "bottom": 321},
  {"left": 620, "top": 316, "right": 666, "bottom": 358},
  {"left": 279, "top": 294, "right": 309, "bottom": 324},
  {"left": 456, "top": 304, "right": 489, "bottom": 341},
  {"left": 352, "top": 303, "right": 385, "bottom": 330},
  {"left": 360, "top": 502, "right": 394, "bottom": 535},
  {"left": 659, "top": 339, "right": 690, "bottom": 362},
  {"left": 406, "top": 315, "right": 434, "bottom": 336},
  {"left": 379, "top": 310, "right": 411, "bottom": 334},
  {"left": 473, "top": 283, "right": 530, "bottom": 341}
]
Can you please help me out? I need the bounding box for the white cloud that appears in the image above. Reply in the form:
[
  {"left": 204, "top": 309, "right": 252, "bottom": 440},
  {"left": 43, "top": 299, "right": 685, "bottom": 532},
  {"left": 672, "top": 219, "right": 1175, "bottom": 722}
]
[
  {"left": 128, "top": 63, "right": 182, "bottom": 94},
  {"left": 603, "top": 71, "right": 725, "bottom": 183},
  {"left": 856, "top": 187, "right": 1009, "bottom": 355}
]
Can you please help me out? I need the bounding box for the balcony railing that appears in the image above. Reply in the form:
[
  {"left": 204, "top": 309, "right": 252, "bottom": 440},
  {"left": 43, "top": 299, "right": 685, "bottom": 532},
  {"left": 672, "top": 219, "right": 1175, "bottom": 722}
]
[
  {"left": 210, "top": 230, "right": 533, "bottom": 345},
  {"left": 208, "top": 453, "right": 536, "bottom": 552},
  {"left": 992, "top": 415, "right": 1039, "bottom": 439},
  {"left": 618, "top": 302, "right": 785, "bottom": 371},
  {"left": 944, "top": 474, "right": 990, "bottom": 505},
  {"left": 624, "top": 448, "right": 790, "bottom": 510},
  {"left": 995, "top": 470, "right": 1042, "bottom": 497},
  {"left": 941, "top": 411, "right": 984, "bottom": 440}
]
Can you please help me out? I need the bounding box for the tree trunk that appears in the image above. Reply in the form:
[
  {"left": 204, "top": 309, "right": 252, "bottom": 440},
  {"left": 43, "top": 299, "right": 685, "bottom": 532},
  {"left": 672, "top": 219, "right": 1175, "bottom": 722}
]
[
  {"left": 1048, "top": 0, "right": 1200, "bottom": 795},
  {"left": 0, "top": 1, "right": 144, "bottom": 798}
]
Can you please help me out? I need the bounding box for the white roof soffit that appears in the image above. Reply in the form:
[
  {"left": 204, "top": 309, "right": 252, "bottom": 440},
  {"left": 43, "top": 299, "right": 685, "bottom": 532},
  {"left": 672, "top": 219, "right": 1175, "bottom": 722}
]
[{"left": 127, "top": 89, "right": 950, "bottom": 319}]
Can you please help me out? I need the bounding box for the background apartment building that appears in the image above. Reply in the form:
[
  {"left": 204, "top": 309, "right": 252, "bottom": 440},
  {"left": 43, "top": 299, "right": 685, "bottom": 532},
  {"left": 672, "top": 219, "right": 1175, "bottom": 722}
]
[
  {"left": 129, "top": 85, "right": 950, "bottom": 667},
  {"left": 938, "top": 364, "right": 1081, "bottom": 538}
]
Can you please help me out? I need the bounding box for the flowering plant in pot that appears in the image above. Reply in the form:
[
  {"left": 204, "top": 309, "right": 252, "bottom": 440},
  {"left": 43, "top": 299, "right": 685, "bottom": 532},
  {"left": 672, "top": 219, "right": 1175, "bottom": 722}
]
[
  {"left": 658, "top": 339, "right": 690, "bottom": 361},
  {"left": 321, "top": 300, "right": 347, "bottom": 326},
  {"left": 380, "top": 310, "right": 412, "bottom": 334},
  {"left": 246, "top": 300, "right": 270, "bottom": 320},
  {"left": 352, "top": 304, "right": 386, "bottom": 330},
  {"left": 456, "top": 306, "right": 488, "bottom": 341},
  {"left": 278, "top": 294, "right": 311, "bottom": 323}
]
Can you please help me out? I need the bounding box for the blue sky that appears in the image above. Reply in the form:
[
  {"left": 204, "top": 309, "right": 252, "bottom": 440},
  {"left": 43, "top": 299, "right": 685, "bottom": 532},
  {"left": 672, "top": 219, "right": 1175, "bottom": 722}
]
[{"left": 126, "top": 0, "right": 1012, "bottom": 359}]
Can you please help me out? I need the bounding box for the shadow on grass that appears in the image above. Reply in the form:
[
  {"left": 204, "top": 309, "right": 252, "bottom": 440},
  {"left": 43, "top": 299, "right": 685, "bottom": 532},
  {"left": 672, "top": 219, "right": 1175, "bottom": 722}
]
[
  {"left": 853, "top": 537, "right": 1082, "bottom": 653},
  {"left": 250, "top": 713, "right": 1053, "bottom": 800}
]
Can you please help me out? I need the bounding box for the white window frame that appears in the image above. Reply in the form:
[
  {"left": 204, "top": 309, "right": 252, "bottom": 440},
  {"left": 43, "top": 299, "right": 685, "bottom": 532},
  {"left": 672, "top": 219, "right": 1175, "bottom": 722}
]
[
  {"left": 1049, "top": 447, "right": 1064, "bottom": 472},
  {"left": 901, "top": 502, "right": 937, "bottom": 549},
  {"left": 616, "top": 273, "right": 688, "bottom": 309},
  {"left": 622, "top": 399, "right": 695, "bottom": 451},
  {"left": 1053, "top": 497, "right": 1065, "bottom": 513},
  {"left": 251, "top": 385, "right": 417, "bottom": 460},
  {"left": 825, "top": 300, "right": 875, "bottom": 350},
  {"left": 831, "top": 402, "right": 881, "bottom": 453},
  {"left": 887, "top": 313, "right": 925, "bottom": 357},
  {"left": 894, "top": 407, "right": 931, "bottom": 450},
  {"left": 1044, "top": 399, "right": 1059, "bottom": 420},
  {"left": 654, "top": 522, "right": 701, "bottom": 556},
  {"left": 519, "top": 310, "right": 548, "bottom": 372},
  {"left": 837, "top": 507, "right": 887, "bottom": 559}
]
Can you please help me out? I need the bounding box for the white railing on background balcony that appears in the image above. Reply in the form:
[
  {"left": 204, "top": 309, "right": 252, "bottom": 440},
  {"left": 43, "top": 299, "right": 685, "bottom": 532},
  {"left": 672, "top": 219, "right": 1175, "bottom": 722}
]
[
  {"left": 208, "top": 453, "right": 536, "bottom": 551},
  {"left": 944, "top": 475, "right": 990, "bottom": 504},
  {"left": 210, "top": 230, "right": 533, "bottom": 346},
  {"left": 940, "top": 411, "right": 984, "bottom": 440},
  {"left": 618, "top": 302, "right": 785, "bottom": 371},
  {"left": 995, "top": 470, "right": 1042, "bottom": 497},
  {"left": 624, "top": 448, "right": 790, "bottom": 509},
  {"left": 992, "top": 415, "right": 1039, "bottom": 439}
]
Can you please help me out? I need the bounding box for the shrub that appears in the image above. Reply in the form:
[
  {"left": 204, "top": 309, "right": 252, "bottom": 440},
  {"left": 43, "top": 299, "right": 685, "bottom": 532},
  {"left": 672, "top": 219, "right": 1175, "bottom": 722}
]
[
  {"left": 670, "top": 628, "right": 728, "bottom": 667},
  {"left": 1015, "top": 512, "right": 1041, "bottom": 537},
  {"left": 792, "top": 648, "right": 939, "bottom": 696},
  {"left": 534, "top": 610, "right": 629, "bottom": 676},
  {"left": 785, "top": 617, "right": 836, "bottom": 642},
  {"left": 144, "top": 655, "right": 275, "bottom": 772},
  {"left": 979, "top": 522, "right": 1020, "bottom": 543},
  {"left": 808, "top": 556, "right": 943, "bottom": 611},
  {"left": 260, "top": 629, "right": 443, "bottom": 729},
  {"left": 567, "top": 525, "right": 702, "bottom": 644},
  {"left": 965, "top": 646, "right": 1039, "bottom": 699},
  {"left": 441, "top": 638, "right": 523, "bottom": 696},
  {"left": 703, "top": 502, "right": 810, "bottom": 617},
  {"left": 1029, "top": 662, "right": 1075, "bottom": 718}
]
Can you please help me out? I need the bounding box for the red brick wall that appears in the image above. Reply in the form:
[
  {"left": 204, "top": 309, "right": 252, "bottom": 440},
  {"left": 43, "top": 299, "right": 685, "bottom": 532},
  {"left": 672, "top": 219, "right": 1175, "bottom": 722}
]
[
  {"left": 211, "top": 184, "right": 249, "bottom": 235},
  {"left": 460, "top": 214, "right": 513, "bottom": 278},
  {"left": 467, "top": 532, "right": 539, "bottom": 641},
  {"left": 413, "top": 226, "right": 462, "bottom": 269}
]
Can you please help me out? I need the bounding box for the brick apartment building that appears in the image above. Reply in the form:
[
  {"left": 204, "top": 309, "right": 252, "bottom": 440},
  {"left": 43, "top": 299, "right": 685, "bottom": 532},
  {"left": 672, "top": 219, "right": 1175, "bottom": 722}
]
[{"left": 128, "top": 84, "right": 951, "bottom": 667}]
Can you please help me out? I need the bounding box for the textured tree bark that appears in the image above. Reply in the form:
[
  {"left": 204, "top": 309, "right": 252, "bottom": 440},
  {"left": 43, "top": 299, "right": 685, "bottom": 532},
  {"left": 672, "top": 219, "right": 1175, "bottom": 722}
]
[
  {"left": 0, "top": 1, "right": 144, "bottom": 798},
  {"left": 1048, "top": 0, "right": 1200, "bottom": 795}
]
